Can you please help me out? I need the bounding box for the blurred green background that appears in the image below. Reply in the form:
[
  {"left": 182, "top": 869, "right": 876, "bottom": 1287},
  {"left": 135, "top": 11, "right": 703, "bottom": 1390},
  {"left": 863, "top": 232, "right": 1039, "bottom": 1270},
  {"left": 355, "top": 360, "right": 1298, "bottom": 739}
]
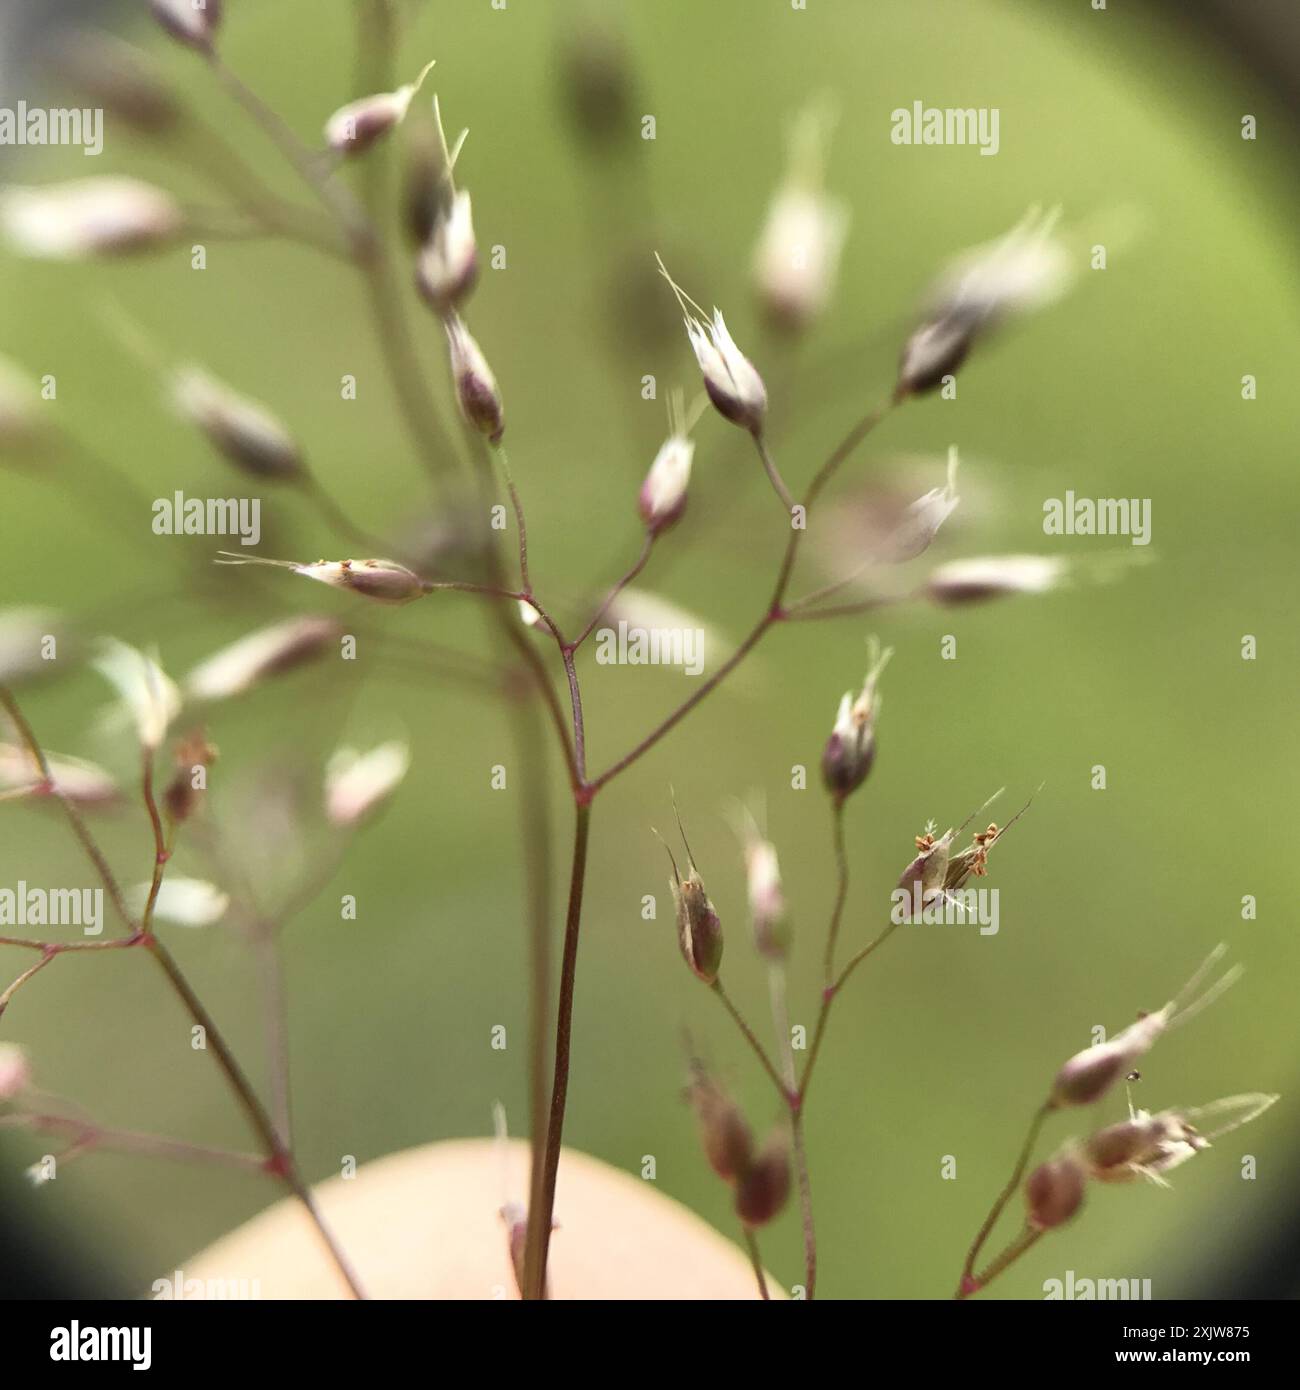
[{"left": 0, "top": 0, "right": 1297, "bottom": 1299}]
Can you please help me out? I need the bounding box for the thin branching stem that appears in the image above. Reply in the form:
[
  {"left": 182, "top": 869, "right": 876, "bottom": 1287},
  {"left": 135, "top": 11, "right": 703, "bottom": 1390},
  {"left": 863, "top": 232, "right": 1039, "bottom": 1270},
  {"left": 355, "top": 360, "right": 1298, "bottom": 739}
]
[
  {"left": 420, "top": 578, "right": 524, "bottom": 600},
  {"left": 960, "top": 1224, "right": 1044, "bottom": 1299},
  {"left": 511, "top": 691, "right": 554, "bottom": 1304},
  {"left": 174, "top": 102, "right": 349, "bottom": 258},
  {"left": 589, "top": 617, "right": 775, "bottom": 793},
  {"left": 254, "top": 928, "right": 294, "bottom": 1148},
  {"left": 799, "top": 918, "right": 903, "bottom": 1107},
  {"left": 743, "top": 1228, "right": 771, "bottom": 1300},
  {"left": 206, "top": 54, "right": 373, "bottom": 254},
  {"left": 785, "top": 595, "right": 902, "bottom": 623},
  {"left": 712, "top": 979, "right": 790, "bottom": 1102},
  {"left": 0, "top": 687, "right": 136, "bottom": 930},
  {"left": 502, "top": 624, "right": 580, "bottom": 792},
  {"left": 958, "top": 1101, "right": 1054, "bottom": 1296},
  {"left": 0, "top": 954, "right": 56, "bottom": 1016},
  {"left": 588, "top": 402, "right": 896, "bottom": 792},
  {"left": 139, "top": 751, "right": 168, "bottom": 933},
  {"left": 491, "top": 445, "right": 532, "bottom": 591},
  {"left": 559, "top": 648, "right": 588, "bottom": 784},
  {"left": 511, "top": 400, "right": 897, "bottom": 1303},
  {"left": 0, "top": 935, "right": 143, "bottom": 955},
  {"left": 1, "top": 1112, "right": 267, "bottom": 1172},
  {"left": 791, "top": 1110, "right": 817, "bottom": 1299},
  {"left": 525, "top": 800, "right": 592, "bottom": 1299},
  {"left": 751, "top": 431, "right": 796, "bottom": 515},
  {"left": 143, "top": 935, "right": 367, "bottom": 1298},
  {"left": 824, "top": 798, "right": 849, "bottom": 987},
  {"left": 0, "top": 688, "right": 366, "bottom": 1298},
  {"left": 569, "top": 531, "right": 656, "bottom": 652}
]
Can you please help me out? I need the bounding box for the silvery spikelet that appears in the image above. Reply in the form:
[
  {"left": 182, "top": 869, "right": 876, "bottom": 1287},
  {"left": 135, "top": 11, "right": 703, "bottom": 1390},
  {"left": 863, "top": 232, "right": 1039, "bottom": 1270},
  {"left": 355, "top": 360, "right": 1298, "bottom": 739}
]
[
  {"left": 444, "top": 314, "right": 504, "bottom": 442},
  {"left": 0, "top": 178, "right": 182, "bottom": 259},
  {"left": 926, "top": 554, "right": 1066, "bottom": 605},
  {"left": 733, "top": 804, "right": 790, "bottom": 961},
  {"left": 1051, "top": 945, "right": 1242, "bottom": 1108},
  {"left": 184, "top": 616, "right": 342, "bottom": 701},
  {"left": 324, "top": 60, "right": 436, "bottom": 156},
  {"left": 896, "top": 207, "right": 1073, "bottom": 400},
  {"left": 92, "top": 638, "right": 180, "bottom": 752},
  {"left": 636, "top": 387, "right": 702, "bottom": 534},
  {"left": 150, "top": 0, "right": 223, "bottom": 52},
  {"left": 325, "top": 742, "right": 411, "bottom": 827},
  {"left": 1083, "top": 1094, "right": 1277, "bottom": 1186},
  {"left": 821, "top": 642, "right": 892, "bottom": 802},
  {"left": 637, "top": 434, "right": 694, "bottom": 533},
  {"left": 171, "top": 366, "right": 304, "bottom": 480},
  {"left": 0, "top": 743, "right": 118, "bottom": 804},
  {"left": 658, "top": 257, "right": 767, "bottom": 433},
  {"left": 214, "top": 553, "right": 427, "bottom": 605},
  {"left": 752, "top": 102, "right": 848, "bottom": 330},
  {"left": 415, "top": 189, "right": 478, "bottom": 315},
  {"left": 663, "top": 822, "right": 723, "bottom": 986},
  {"left": 879, "top": 447, "right": 960, "bottom": 563}
]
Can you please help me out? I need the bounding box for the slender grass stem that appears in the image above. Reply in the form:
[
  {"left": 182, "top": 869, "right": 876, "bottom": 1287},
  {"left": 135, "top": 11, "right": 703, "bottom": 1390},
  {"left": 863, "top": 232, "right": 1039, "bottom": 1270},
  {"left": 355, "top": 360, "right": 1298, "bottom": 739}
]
[
  {"left": 0, "top": 687, "right": 135, "bottom": 931},
  {"left": 511, "top": 690, "right": 554, "bottom": 1303},
  {"left": 0, "top": 954, "right": 56, "bottom": 1016},
  {"left": 254, "top": 929, "right": 294, "bottom": 1148},
  {"left": 785, "top": 595, "right": 903, "bottom": 623},
  {"left": 711, "top": 979, "right": 790, "bottom": 1103},
  {"left": 743, "top": 1228, "right": 771, "bottom": 1300},
  {"left": 799, "top": 918, "right": 903, "bottom": 1107},
  {"left": 0, "top": 935, "right": 144, "bottom": 954},
  {"left": 524, "top": 800, "right": 592, "bottom": 1299},
  {"left": 502, "top": 624, "right": 580, "bottom": 792},
  {"left": 751, "top": 431, "right": 795, "bottom": 515},
  {"left": 960, "top": 1225, "right": 1044, "bottom": 1299},
  {"left": 791, "top": 1110, "right": 817, "bottom": 1299},
  {"left": 139, "top": 751, "right": 168, "bottom": 933},
  {"left": 490, "top": 445, "right": 532, "bottom": 592},
  {"left": 1, "top": 1112, "right": 266, "bottom": 1172},
  {"left": 420, "top": 579, "right": 524, "bottom": 599},
  {"left": 560, "top": 647, "right": 588, "bottom": 784},
  {"left": 569, "top": 531, "right": 655, "bottom": 651},
  {"left": 957, "top": 1102, "right": 1054, "bottom": 1296},
  {"left": 824, "top": 799, "right": 848, "bottom": 987}
]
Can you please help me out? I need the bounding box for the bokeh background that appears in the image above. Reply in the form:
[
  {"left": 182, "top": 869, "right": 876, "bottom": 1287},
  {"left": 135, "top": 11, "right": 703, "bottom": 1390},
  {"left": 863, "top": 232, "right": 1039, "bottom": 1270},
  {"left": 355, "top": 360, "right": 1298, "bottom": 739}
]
[{"left": 0, "top": 0, "right": 1297, "bottom": 1299}]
